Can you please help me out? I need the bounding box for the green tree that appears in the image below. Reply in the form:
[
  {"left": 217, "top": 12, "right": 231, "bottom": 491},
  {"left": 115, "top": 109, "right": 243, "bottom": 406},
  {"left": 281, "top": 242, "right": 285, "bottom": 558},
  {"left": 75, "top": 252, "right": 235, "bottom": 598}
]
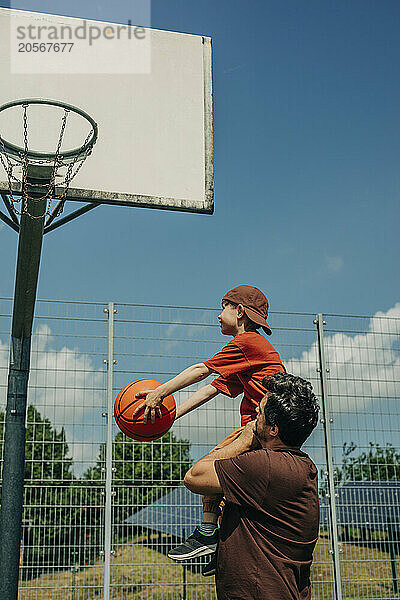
[
  {"left": 0, "top": 404, "right": 73, "bottom": 491},
  {"left": 86, "top": 429, "right": 192, "bottom": 533},
  {"left": 0, "top": 405, "right": 76, "bottom": 578},
  {"left": 24, "top": 405, "right": 74, "bottom": 481},
  {"left": 0, "top": 405, "right": 73, "bottom": 484},
  {"left": 337, "top": 442, "right": 400, "bottom": 483}
]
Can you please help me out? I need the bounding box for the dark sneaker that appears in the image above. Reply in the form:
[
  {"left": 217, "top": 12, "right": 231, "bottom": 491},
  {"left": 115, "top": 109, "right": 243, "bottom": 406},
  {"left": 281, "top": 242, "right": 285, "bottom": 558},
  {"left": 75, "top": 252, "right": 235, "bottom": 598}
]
[
  {"left": 168, "top": 527, "right": 218, "bottom": 560},
  {"left": 202, "top": 553, "right": 217, "bottom": 576}
]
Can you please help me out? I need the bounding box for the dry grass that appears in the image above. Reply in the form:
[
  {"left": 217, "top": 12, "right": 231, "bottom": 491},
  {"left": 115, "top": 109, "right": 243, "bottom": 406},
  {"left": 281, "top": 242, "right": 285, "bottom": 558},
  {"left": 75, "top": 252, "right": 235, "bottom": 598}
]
[
  {"left": 312, "top": 532, "right": 400, "bottom": 599},
  {"left": 19, "top": 542, "right": 215, "bottom": 600},
  {"left": 19, "top": 534, "right": 400, "bottom": 600}
]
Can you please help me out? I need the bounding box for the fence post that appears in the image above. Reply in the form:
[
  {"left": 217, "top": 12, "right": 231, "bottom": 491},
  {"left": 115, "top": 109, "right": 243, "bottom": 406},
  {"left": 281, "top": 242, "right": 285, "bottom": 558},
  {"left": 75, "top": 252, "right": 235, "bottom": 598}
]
[
  {"left": 387, "top": 519, "right": 399, "bottom": 594},
  {"left": 181, "top": 528, "right": 187, "bottom": 600},
  {"left": 314, "top": 314, "right": 343, "bottom": 600},
  {"left": 103, "top": 303, "right": 116, "bottom": 600}
]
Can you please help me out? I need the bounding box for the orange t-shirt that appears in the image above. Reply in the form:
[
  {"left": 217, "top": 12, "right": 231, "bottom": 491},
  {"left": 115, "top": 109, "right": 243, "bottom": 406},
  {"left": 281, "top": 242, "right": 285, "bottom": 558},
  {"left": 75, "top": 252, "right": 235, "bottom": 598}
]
[{"left": 204, "top": 332, "right": 285, "bottom": 425}]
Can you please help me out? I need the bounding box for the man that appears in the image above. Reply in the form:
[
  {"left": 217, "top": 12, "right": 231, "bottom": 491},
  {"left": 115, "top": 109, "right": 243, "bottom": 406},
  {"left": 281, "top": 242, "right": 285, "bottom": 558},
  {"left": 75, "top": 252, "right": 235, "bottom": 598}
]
[{"left": 184, "top": 373, "right": 320, "bottom": 600}]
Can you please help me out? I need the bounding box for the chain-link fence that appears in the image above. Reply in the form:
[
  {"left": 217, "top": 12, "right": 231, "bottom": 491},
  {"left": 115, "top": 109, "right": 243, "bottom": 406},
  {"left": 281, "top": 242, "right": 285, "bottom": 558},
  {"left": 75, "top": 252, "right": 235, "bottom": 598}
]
[{"left": 0, "top": 298, "right": 399, "bottom": 599}]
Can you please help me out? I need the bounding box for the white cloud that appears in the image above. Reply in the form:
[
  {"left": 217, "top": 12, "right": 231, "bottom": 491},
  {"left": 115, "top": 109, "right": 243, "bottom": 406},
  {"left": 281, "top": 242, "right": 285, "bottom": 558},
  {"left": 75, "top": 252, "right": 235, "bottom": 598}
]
[
  {"left": 1, "top": 303, "right": 399, "bottom": 474},
  {"left": 285, "top": 303, "right": 400, "bottom": 413},
  {"left": 325, "top": 255, "right": 344, "bottom": 273},
  {"left": 0, "top": 324, "right": 106, "bottom": 475}
]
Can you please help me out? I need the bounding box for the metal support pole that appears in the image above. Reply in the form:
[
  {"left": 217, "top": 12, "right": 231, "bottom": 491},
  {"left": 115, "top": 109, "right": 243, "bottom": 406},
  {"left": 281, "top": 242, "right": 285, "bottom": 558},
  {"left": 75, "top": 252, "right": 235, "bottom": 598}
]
[
  {"left": 0, "top": 166, "right": 49, "bottom": 600},
  {"left": 103, "top": 302, "right": 116, "bottom": 600},
  {"left": 0, "top": 207, "right": 19, "bottom": 232},
  {"left": 387, "top": 520, "right": 399, "bottom": 594},
  {"left": 314, "top": 314, "right": 343, "bottom": 600},
  {"left": 1, "top": 192, "right": 20, "bottom": 225},
  {"left": 71, "top": 550, "right": 79, "bottom": 600},
  {"left": 44, "top": 202, "right": 99, "bottom": 234},
  {"left": 181, "top": 528, "right": 187, "bottom": 600}
]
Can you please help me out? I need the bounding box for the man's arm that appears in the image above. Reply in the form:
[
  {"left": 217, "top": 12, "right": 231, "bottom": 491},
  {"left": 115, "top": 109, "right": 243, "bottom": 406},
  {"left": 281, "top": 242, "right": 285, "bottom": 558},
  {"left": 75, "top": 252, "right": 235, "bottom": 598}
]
[
  {"left": 133, "top": 362, "right": 213, "bottom": 422},
  {"left": 184, "top": 422, "right": 256, "bottom": 496},
  {"left": 176, "top": 384, "right": 219, "bottom": 419}
]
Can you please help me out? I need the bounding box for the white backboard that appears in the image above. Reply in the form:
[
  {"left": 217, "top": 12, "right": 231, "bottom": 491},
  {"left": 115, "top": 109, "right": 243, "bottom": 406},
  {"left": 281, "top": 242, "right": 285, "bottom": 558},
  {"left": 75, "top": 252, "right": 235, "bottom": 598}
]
[{"left": 0, "top": 8, "right": 213, "bottom": 214}]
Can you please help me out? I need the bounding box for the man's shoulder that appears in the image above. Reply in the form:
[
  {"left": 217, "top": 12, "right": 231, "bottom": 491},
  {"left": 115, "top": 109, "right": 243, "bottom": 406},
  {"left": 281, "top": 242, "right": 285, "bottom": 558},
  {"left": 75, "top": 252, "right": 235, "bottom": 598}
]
[
  {"left": 216, "top": 448, "right": 270, "bottom": 473},
  {"left": 267, "top": 448, "right": 319, "bottom": 480}
]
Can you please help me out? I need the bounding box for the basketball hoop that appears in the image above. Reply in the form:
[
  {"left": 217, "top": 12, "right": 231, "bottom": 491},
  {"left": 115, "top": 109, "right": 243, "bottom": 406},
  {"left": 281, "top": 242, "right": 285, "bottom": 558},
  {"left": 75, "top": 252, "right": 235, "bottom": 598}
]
[{"left": 0, "top": 99, "right": 98, "bottom": 219}]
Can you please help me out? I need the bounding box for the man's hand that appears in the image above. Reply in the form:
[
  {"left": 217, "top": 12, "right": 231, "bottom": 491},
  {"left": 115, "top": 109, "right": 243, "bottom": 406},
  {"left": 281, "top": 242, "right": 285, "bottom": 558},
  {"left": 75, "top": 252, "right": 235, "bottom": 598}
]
[
  {"left": 184, "top": 420, "right": 259, "bottom": 495},
  {"left": 243, "top": 419, "right": 256, "bottom": 435},
  {"left": 238, "top": 420, "right": 257, "bottom": 450},
  {"left": 132, "top": 389, "right": 163, "bottom": 424}
]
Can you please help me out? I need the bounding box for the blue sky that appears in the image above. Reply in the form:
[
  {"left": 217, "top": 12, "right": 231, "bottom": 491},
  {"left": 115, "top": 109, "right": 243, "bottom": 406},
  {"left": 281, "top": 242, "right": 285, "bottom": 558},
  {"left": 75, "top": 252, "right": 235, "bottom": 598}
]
[{"left": 0, "top": 0, "right": 399, "bottom": 316}]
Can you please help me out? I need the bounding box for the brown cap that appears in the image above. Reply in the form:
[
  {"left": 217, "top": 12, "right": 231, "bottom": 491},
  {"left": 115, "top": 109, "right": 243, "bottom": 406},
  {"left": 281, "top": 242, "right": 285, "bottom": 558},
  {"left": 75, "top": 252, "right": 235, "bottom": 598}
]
[{"left": 222, "top": 285, "right": 272, "bottom": 335}]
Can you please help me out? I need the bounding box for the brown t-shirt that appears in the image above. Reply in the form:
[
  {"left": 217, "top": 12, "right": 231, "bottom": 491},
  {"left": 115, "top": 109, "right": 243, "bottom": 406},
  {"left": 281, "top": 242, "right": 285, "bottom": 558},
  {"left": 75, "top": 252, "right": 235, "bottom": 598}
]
[
  {"left": 214, "top": 447, "right": 319, "bottom": 600},
  {"left": 204, "top": 332, "right": 285, "bottom": 425}
]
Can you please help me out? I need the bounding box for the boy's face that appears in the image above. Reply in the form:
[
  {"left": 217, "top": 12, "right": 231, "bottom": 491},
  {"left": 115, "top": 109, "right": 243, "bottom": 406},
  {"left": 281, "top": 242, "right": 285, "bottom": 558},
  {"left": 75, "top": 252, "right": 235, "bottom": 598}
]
[{"left": 218, "top": 300, "right": 240, "bottom": 335}]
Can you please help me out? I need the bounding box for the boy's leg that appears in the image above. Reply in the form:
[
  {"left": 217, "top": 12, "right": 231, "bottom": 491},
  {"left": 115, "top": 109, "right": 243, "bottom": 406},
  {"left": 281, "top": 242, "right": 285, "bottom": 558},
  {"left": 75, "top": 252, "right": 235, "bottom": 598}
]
[
  {"left": 200, "top": 427, "right": 244, "bottom": 529},
  {"left": 201, "top": 498, "right": 227, "bottom": 576},
  {"left": 168, "top": 428, "right": 244, "bottom": 561},
  {"left": 201, "top": 494, "right": 222, "bottom": 532}
]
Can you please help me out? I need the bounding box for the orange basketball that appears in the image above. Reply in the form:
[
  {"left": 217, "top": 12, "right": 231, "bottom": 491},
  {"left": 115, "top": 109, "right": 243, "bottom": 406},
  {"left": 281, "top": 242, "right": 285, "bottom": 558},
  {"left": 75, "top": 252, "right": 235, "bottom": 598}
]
[{"left": 114, "top": 379, "right": 176, "bottom": 441}]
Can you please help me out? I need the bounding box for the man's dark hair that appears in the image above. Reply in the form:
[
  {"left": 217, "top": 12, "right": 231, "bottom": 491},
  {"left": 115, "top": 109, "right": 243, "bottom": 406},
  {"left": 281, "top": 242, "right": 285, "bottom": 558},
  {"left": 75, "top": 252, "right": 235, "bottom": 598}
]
[{"left": 262, "top": 373, "right": 320, "bottom": 447}]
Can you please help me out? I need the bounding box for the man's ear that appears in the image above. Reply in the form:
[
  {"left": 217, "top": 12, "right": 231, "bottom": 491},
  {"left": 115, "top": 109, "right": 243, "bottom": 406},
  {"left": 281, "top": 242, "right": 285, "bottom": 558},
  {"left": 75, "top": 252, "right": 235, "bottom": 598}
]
[
  {"left": 269, "top": 424, "right": 280, "bottom": 438},
  {"left": 236, "top": 303, "right": 246, "bottom": 319}
]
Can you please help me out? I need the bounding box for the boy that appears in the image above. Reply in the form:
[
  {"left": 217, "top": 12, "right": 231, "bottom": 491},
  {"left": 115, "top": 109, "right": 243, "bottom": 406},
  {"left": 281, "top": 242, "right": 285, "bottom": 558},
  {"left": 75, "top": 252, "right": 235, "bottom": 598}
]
[{"left": 133, "top": 285, "right": 285, "bottom": 562}]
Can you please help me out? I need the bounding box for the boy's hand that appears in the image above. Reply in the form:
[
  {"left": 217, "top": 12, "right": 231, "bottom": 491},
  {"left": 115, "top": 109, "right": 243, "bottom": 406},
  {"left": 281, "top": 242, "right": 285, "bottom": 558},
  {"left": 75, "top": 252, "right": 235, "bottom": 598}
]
[{"left": 132, "top": 389, "right": 163, "bottom": 424}]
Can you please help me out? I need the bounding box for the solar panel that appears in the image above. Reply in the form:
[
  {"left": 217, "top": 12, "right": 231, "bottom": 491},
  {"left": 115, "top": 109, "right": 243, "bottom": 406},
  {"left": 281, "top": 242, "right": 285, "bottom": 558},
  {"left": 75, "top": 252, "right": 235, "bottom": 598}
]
[
  {"left": 126, "top": 482, "right": 400, "bottom": 540},
  {"left": 125, "top": 486, "right": 202, "bottom": 539},
  {"left": 320, "top": 482, "right": 400, "bottom": 529}
]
